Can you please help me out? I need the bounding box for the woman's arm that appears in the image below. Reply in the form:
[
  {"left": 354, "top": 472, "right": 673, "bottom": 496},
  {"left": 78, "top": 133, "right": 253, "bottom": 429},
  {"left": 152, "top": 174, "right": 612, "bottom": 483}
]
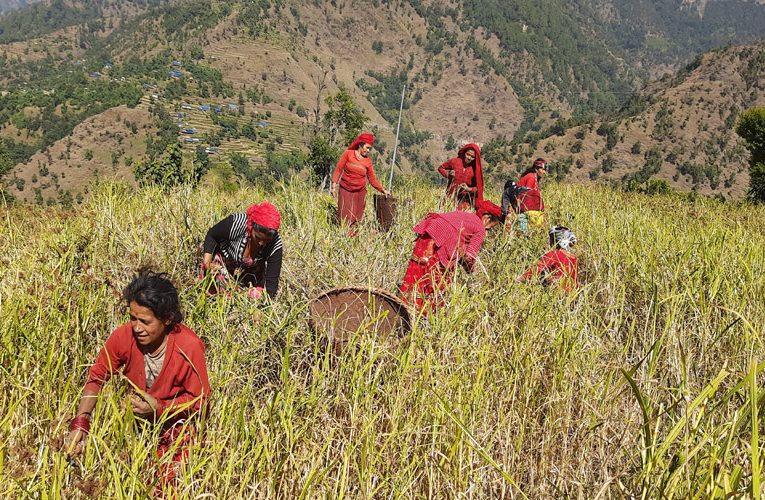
[
  {"left": 64, "top": 387, "right": 99, "bottom": 456},
  {"left": 366, "top": 162, "right": 390, "bottom": 195},
  {"left": 65, "top": 327, "right": 128, "bottom": 455},
  {"left": 438, "top": 159, "right": 454, "bottom": 178},
  {"left": 202, "top": 215, "right": 235, "bottom": 269},
  {"left": 262, "top": 241, "right": 283, "bottom": 299},
  {"left": 330, "top": 151, "right": 348, "bottom": 196}
]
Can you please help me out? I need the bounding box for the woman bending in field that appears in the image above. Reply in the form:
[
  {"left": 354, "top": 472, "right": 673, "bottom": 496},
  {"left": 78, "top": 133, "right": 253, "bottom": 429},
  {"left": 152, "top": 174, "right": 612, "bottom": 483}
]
[
  {"left": 65, "top": 270, "right": 210, "bottom": 486},
  {"left": 518, "top": 226, "right": 579, "bottom": 293},
  {"left": 399, "top": 210, "right": 487, "bottom": 313},
  {"left": 200, "top": 201, "right": 283, "bottom": 300}
]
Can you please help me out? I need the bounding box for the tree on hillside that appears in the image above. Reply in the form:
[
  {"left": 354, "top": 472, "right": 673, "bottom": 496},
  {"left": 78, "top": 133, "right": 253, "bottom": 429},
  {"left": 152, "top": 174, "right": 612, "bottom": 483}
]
[
  {"left": 735, "top": 107, "right": 765, "bottom": 202},
  {"left": 134, "top": 143, "right": 204, "bottom": 188},
  {"left": 307, "top": 86, "right": 368, "bottom": 184},
  {"left": 0, "top": 141, "right": 12, "bottom": 177}
]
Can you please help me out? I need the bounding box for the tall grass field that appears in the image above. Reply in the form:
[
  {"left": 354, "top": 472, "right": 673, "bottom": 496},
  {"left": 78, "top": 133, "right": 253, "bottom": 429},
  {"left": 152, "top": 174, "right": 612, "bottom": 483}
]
[{"left": 1, "top": 179, "right": 764, "bottom": 497}]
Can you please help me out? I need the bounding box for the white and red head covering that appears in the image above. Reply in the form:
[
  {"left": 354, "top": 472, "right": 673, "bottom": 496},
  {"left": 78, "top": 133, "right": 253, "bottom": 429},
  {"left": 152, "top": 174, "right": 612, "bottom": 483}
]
[
  {"left": 347, "top": 133, "right": 375, "bottom": 151},
  {"left": 549, "top": 225, "right": 576, "bottom": 250},
  {"left": 246, "top": 202, "right": 281, "bottom": 234}
]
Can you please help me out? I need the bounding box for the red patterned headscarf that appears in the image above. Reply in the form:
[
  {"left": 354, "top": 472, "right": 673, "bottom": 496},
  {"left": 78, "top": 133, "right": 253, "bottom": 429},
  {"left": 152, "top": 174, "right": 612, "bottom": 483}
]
[
  {"left": 458, "top": 143, "right": 484, "bottom": 203},
  {"left": 347, "top": 133, "right": 375, "bottom": 151},
  {"left": 246, "top": 202, "right": 281, "bottom": 233}
]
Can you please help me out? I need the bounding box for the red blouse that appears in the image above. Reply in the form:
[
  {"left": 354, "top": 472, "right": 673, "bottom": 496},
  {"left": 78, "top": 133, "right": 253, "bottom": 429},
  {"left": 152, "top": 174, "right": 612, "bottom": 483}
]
[
  {"left": 332, "top": 149, "right": 385, "bottom": 193},
  {"left": 438, "top": 157, "right": 477, "bottom": 196},
  {"left": 516, "top": 172, "right": 544, "bottom": 212},
  {"left": 85, "top": 322, "right": 211, "bottom": 419},
  {"left": 520, "top": 249, "right": 578, "bottom": 292}
]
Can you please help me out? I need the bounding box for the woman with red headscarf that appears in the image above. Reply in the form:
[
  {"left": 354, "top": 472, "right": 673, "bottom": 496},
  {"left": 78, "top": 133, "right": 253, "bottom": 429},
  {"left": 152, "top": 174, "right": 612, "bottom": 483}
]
[
  {"left": 330, "top": 133, "right": 390, "bottom": 234},
  {"left": 438, "top": 143, "right": 485, "bottom": 211},
  {"left": 515, "top": 158, "right": 547, "bottom": 233},
  {"left": 200, "top": 202, "right": 283, "bottom": 299}
]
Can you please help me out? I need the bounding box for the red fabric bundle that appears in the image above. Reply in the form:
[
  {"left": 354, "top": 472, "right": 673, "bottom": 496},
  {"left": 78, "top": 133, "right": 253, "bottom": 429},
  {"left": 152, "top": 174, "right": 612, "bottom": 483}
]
[{"left": 476, "top": 199, "right": 501, "bottom": 219}]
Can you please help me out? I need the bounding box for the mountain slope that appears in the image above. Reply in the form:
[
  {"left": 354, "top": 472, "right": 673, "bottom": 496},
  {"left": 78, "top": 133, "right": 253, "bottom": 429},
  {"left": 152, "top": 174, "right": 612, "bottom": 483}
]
[
  {"left": 524, "top": 41, "right": 765, "bottom": 198},
  {"left": 1, "top": 0, "right": 764, "bottom": 202}
]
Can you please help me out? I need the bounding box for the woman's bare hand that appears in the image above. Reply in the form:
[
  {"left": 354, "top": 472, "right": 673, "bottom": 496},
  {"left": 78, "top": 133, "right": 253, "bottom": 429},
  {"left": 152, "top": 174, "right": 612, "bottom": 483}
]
[
  {"left": 129, "top": 393, "right": 158, "bottom": 418},
  {"left": 64, "top": 429, "right": 86, "bottom": 458}
]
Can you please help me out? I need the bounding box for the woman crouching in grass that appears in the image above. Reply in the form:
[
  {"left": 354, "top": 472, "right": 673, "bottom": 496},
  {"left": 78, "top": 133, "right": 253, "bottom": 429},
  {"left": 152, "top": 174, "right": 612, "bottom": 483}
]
[
  {"left": 65, "top": 270, "right": 210, "bottom": 486},
  {"left": 200, "top": 201, "right": 283, "bottom": 300},
  {"left": 518, "top": 226, "right": 579, "bottom": 293}
]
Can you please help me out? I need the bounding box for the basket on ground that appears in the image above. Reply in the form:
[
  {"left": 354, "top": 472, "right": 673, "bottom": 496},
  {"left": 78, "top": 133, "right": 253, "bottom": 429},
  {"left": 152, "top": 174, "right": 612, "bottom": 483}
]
[{"left": 308, "top": 287, "right": 412, "bottom": 355}]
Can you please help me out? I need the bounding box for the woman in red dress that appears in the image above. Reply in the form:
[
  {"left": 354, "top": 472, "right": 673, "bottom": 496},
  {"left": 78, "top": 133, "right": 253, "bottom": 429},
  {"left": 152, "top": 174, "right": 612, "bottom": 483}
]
[
  {"left": 399, "top": 211, "right": 487, "bottom": 313},
  {"left": 65, "top": 270, "right": 210, "bottom": 488},
  {"left": 438, "top": 143, "right": 485, "bottom": 211},
  {"left": 331, "top": 133, "right": 390, "bottom": 235}
]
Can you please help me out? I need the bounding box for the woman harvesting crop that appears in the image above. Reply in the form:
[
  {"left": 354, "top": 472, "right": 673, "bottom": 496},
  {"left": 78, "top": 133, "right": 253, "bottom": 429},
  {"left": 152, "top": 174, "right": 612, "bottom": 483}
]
[
  {"left": 65, "top": 270, "right": 210, "bottom": 485},
  {"left": 200, "top": 201, "right": 283, "bottom": 300}
]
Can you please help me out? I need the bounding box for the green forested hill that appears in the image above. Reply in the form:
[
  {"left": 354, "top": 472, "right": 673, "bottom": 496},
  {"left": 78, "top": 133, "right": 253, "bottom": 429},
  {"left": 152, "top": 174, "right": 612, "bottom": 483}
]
[{"left": 1, "top": 0, "right": 763, "bottom": 204}]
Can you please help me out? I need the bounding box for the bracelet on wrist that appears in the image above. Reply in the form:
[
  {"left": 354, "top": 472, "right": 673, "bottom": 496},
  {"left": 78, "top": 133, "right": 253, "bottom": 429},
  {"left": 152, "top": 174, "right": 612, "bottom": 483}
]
[{"left": 69, "top": 414, "right": 91, "bottom": 434}]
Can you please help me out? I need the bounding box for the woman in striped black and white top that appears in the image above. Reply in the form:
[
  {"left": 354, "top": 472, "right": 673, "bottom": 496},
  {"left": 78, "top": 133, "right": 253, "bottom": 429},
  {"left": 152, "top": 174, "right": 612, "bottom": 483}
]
[{"left": 201, "top": 202, "right": 283, "bottom": 299}]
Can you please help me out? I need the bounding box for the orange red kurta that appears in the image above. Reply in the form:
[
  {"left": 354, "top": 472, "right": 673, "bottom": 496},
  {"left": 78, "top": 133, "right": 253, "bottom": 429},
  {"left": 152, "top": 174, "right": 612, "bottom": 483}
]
[
  {"left": 332, "top": 149, "right": 385, "bottom": 227},
  {"left": 85, "top": 322, "right": 210, "bottom": 484},
  {"left": 520, "top": 249, "right": 578, "bottom": 292}
]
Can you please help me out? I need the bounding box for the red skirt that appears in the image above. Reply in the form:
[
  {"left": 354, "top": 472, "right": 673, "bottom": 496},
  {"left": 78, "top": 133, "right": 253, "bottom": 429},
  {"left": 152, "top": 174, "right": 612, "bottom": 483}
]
[
  {"left": 338, "top": 187, "right": 366, "bottom": 227},
  {"left": 399, "top": 235, "right": 452, "bottom": 313},
  {"left": 156, "top": 421, "right": 194, "bottom": 486}
]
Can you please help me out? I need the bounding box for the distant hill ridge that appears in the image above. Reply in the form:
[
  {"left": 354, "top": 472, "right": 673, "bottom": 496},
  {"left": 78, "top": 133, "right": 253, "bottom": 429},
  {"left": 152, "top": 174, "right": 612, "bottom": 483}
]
[{"left": 1, "top": 0, "right": 764, "bottom": 203}]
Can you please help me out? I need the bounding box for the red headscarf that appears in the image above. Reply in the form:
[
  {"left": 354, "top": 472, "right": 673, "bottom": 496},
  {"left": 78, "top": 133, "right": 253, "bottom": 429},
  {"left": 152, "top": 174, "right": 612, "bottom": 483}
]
[
  {"left": 458, "top": 143, "right": 484, "bottom": 202},
  {"left": 246, "top": 202, "right": 281, "bottom": 233},
  {"left": 347, "top": 133, "right": 375, "bottom": 151}
]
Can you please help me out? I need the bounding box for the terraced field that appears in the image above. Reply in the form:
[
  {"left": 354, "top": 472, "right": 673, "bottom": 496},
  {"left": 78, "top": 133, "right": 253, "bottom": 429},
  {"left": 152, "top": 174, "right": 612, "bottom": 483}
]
[{"left": 137, "top": 90, "right": 306, "bottom": 164}]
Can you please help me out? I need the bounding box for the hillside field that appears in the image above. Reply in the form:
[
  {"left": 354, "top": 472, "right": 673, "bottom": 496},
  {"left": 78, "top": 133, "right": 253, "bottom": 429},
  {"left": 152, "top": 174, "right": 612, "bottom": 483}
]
[{"left": 1, "top": 180, "right": 765, "bottom": 497}]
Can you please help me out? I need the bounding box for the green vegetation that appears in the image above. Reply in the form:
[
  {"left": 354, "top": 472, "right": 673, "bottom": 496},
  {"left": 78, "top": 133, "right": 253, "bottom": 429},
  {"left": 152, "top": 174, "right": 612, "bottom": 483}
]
[
  {"left": 1, "top": 179, "right": 765, "bottom": 496},
  {"left": 0, "top": 0, "right": 101, "bottom": 43},
  {"left": 735, "top": 107, "right": 765, "bottom": 202},
  {"left": 461, "top": 0, "right": 633, "bottom": 115},
  {"left": 134, "top": 143, "right": 206, "bottom": 187},
  {"left": 307, "top": 86, "right": 367, "bottom": 181}
]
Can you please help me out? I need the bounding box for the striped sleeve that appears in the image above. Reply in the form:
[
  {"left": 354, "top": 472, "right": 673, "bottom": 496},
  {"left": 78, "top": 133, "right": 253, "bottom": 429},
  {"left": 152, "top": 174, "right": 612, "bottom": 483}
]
[{"left": 262, "top": 233, "right": 283, "bottom": 298}]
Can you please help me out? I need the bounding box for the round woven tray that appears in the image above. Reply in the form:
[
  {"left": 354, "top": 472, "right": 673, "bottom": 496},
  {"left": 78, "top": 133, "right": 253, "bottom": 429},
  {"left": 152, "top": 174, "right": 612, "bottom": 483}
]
[{"left": 308, "top": 286, "right": 412, "bottom": 354}]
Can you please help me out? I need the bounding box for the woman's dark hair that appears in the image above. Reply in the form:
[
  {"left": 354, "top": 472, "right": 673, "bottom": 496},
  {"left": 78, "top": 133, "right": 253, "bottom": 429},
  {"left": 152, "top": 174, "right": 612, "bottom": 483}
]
[
  {"left": 250, "top": 221, "right": 277, "bottom": 237},
  {"left": 123, "top": 270, "right": 183, "bottom": 325}
]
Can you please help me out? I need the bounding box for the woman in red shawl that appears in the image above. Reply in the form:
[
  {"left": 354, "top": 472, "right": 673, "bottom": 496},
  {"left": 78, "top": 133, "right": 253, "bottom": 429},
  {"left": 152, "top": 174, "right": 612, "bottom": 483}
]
[
  {"left": 399, "top": 210, "right": 487, "bottom": 313},
  {"left": 515, "top": 158, "right": 547, "bottom": 232},
  {"left": 331, "top": 133, "right": 390, "bottom": 235},
  {"left": 65, "top": 270, "right": 210, "bottom": 489},
  {"left": 438, "top": 143, "right": 485, "bottom": 211}
]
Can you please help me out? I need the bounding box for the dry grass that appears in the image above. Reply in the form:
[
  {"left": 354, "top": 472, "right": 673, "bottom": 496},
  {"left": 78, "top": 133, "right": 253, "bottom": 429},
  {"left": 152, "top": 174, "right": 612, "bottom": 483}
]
[{"left": 0, "top": 179, "right": 764, "bottom": 497}]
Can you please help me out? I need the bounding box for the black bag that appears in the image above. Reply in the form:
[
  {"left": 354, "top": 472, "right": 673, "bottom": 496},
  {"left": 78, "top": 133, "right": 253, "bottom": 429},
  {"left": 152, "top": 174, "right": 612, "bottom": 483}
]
[{"left": 500, "top": 180, "right": 531, "bottom": 221}]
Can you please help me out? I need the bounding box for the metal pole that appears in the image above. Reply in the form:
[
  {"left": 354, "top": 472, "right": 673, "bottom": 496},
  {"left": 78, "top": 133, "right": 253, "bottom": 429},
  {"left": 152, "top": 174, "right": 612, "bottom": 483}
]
[{"left": 388, "top": 84, "right": 406, "bottom": 191}]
